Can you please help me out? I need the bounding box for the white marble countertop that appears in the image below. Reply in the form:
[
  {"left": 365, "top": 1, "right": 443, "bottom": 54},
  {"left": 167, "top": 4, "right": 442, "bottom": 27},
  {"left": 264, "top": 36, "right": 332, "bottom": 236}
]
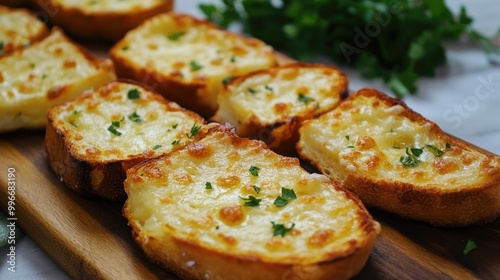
[{"left": 1, "top": 0, "right": 499, "bottom": 279}]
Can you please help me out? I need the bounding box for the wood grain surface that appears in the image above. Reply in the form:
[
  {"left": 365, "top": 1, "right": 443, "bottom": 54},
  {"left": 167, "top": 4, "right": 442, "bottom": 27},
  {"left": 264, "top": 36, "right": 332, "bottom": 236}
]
[{"left": 1, "top": 53, "right": 499, "bottom": 280}]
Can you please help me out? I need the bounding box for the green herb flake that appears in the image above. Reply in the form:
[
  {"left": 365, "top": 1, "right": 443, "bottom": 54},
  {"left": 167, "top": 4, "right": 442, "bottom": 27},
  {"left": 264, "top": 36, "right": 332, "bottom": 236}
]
[
  {"left": 298, "top": 93, "right": 315, "bottom": 104},
  {"left": 153, "top": 144, "right": 162, "bottom": 150},
  {"left": 72, "top": 110, "right": 81, "bottom": 115},
  {"left": 187, "top": 124, "right": 202, "bottom": 138},
  {"left": 172, "top": 123, "right": 178, "bottom": 129},
  {"left": 281, "top": 187, "right": 297, "bottom": 200},
  {"left": 347, "top": 145, "right": 355, "bottom": 148},
  {"left": 271, "top": 222, "right": 295, "bottom": 237},
  {"left": 265, "top": 85, "right": 273, "bottom": 92},
  {"left": 240, "top": 195, "right": 262, "bottom": 207},
  {"left": 345, "top": 135, "right": 350, "bottom": 141},
  {"left": 215, "top": 225, "right": 220, "bottom": 230},
  {"left": 107, "top": 124, "right": 122, "bottom": 136},
  {"left": 249, "top": 165, "right": 260, "bottom": 176},
  {"left": 253, "top": 185, "right": 260, "bottom": 194},
  {"left": 426, "top": 144, "right": 444, "bottom": 157},
  {"left": 69, "top": 121, "right": 78, "bottom": 128},
  {"left": 0, "top": 41, "right": 3, "bottom": 54},
  {"left": 121, "top": 46, "right": 129, "bottom": 51},
  {"left": 400, "top": 147, "right": 421, "bottom": 167},
  {"left": 222, "top": 76, "right": 233, "bottom": 85},
  {"left": 127, "top": 88, "right": 141, "bottom": 100},
  {"left": 230, "top": 55, "right": 236, "bottom": 62},
  {"left": 446, "top": 142, "right": 451, "bottom": 148},
  {"left": 189, "top": 60, "right": 203, "bottom": 71},
  {"left": 172, "top": 139, "right": 181, "bottom": 145},
  {"left": 29, "top": 62, "right": 36, "bottom": 68},
  {"left": 410, "top": 147, "right": 423, "bottom": 157},
  {"left": 273, "top": 196, "right": 288, "bottom": 207},
  {"left": 205, "top": 182, "right": 213, "bottom": 190},
  {"left": 42, "top": 74, "right": 47, "bottom": 80},
  {"left": 167, "top": 32, "right": 186, "bottom": 41},
  {"left": 248, "top": 88, "right": 257, "bottom": 94},
  {"left": 128, "top": 112, "right": 142, "bottom": 123},
  {"left": 463, "top": 240, "right": 478, "bottom": 255}
]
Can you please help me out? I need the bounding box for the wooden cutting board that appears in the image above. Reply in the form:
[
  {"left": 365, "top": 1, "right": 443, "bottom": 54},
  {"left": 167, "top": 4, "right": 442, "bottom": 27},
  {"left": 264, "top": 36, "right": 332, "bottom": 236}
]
[{"left": 1, "top": 55, "right": 499, "bottom": 280}]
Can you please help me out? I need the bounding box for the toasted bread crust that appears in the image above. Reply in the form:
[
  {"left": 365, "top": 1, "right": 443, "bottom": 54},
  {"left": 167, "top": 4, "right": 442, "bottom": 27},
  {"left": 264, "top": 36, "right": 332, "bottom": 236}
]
[
  {"left": 297, "top": 88, "right": 500, "bottom": 226},
  {"left": 124, "top": 123, "right": 379, "bottom": 279},
  {"left": 0, "top": 5, "right": 49, "bottom": 56},
  {"left": 212, "top": 63, "right": 348, "bottom": 155},
  {"left": 110, "top": 12, "right": 277, "bottom": 118},
  {"left": 46, "top": 80, "right": 205, "bottom": 200},
  {"left": 31, "top": 0, "right": 174, "bottom": 41},
  {"left": 0, "top": 0, "right": 28, "bottom": 7}
]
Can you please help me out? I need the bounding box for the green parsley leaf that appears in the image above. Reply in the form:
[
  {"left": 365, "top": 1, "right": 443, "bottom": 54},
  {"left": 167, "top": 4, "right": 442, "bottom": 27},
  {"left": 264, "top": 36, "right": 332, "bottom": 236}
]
[
  {"left": 107, "top": 124, "right": 122, "bottom": 136},
  {"left": 446, "top": 142, "right": 451, "bottom": 148},
  {"left": 400, "top": 148, "right": 421, "bottom": 167},
  {"left": 222, "top": 76, "right": 233, "bottom": 85},
  {"left": 167, "top": 32, "right": 186, "bottom": 41},
  {"left": 410, "top": 147, "right": 423, "bottom": 157},
  {"left": 265, "top": 85, "right": 273, "bottom": 92},
  {"left": 69, "top": 121, "right": 78, "bottom": 128},
  {"left": 121, "top": 46, "right": 129, "bottom": 51},
  {"left": 127, "top": 112, "right": 142, "bottom": 123},
  {"left": 249, "top": 165, "right": 260, "bottom": 176},
  {"left": 271, "top": 222, "right": 295, "bottom": 237},
  {"left": 345, "top": 135, "right": 350, "bottom": 141},
  {"left": 0, "top": 41, "right": 3, "bottom": 54},
  {"left": 205, "top": 182, "right": 213, "bottom": 190},
  {"left": 172, "top": 123, "right": 178, "bottom": 129},
  {"left": 127, "top": 88, "right": 141, "bottom": 100},
  {"left": 253, "top": 185, "right": 260, "bottom": 194},
  {"left": 240, "top": 195, "right": 262, "bottom": 207},
  {"left": 153, "top": 144, "right": 162, "bottom": 150},
  {"left": 187, "top": 124, "right": 202, "bottom": 138},
  {"left": 298, "top": 93, "right": 314, "bottom": 104},
  {"left": 72, "top": 110, "right": 81, "bottom": 115},
  {"left": 248, "top": 88, "right": 257, "bottom": 94},
  {"left": 273, "top": 196, "right": 288, "bottom": 207},
  {"left": 230, "top": 55, "right": 236, "bottom": 62},
  {"left": 463, "top": 240, "right": 478, "bottom": 255},
  {"left": 347, "top": 145, "right": 355, "bottom": 148},
  {"left": 189, "top": 60, "right": 203, "bottom": 71},
  {"left": 426, "top": 144, "right": 444, "bottom": 157},
  {"left": 172, "top": 139, "right": 181, "bottom": 145},
  {"left": 281, "top": 187, "right": 297, "bottom": 200}
]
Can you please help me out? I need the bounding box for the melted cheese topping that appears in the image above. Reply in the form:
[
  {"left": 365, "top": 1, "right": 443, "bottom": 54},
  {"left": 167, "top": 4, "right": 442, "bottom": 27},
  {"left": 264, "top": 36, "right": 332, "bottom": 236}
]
[
  {"left": 125, "top": 129, "right": 373, "bottom": 264},
  {"left": 0, "top": 30, "right": 115, "bottom": 131},
  {"left": 216, "top": 66, "right": 346, "bottom": 131},
  {"left": 112, "top": 13, "right": 276, "bottom": 109},
  {"left": 299, "top": 93, "right": 500, "bottom": 188},
  {"left": 56, "top": 0, "right": 165, "bottom": 12},
  {"left": 52, "top": 82, "right": 203, "bottom": 161},
  {"left": 0, "top": 6, "right": 47, "bottom": 55}
]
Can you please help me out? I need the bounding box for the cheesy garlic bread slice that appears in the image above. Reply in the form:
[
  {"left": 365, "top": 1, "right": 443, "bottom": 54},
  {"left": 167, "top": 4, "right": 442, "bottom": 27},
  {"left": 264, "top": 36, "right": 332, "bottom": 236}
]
[
  {"left": 124, "top": 123, "right": 380, "bottom": 280},
  {"left": 297, "top": 88, "right": 500, "bottom": 226}
]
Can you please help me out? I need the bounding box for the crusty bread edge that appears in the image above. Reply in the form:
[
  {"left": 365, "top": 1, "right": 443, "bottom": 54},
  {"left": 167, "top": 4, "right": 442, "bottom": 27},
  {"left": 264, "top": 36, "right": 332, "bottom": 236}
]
[
  {"left": 297, "top": 88, "right": 500, "bottom": 226},
  {"left": 123, "top": 123, "right": 380, "bottom": 280},
  {"left": 31, "top": 0, "right": 174, "bottom": 41},
  {"left": 212, "top": 62, "right": 348, "bottom": 155},
  {"left": 45, "top": 80, "right": 205, "bottom": 201}
]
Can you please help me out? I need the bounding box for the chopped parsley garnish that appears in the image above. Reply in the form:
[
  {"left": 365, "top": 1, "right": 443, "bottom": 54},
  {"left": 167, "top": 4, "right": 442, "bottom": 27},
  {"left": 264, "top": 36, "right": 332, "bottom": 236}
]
[
  {"left": 172, "top": 139, "right": 181, "bottom": 145},
  {"left": 167, "top": 32, "right": 186, "bottom": 41},
  {"left": 172, "top": 123, "right": 178, "bottom": 129},
  {"left": 127, "top": 88, "right": 141, "bottom": 100},
  {"left": 0, "top": 41, "right": 3, "bottom": 54},
  {"left": 273, "top": 196, "right": 288, "bottom": 207},
  {"left": 42, "top": 74, "right": 48, "bottom": 79},
  {"left": 274, "top": 187, "right": 297, "bottom": 207},
  {"left": 69, "top": 121, "right": 78, "bottom": 128},
  {"left": 189, "top": 60, "right": 203, "bottom": 71},
  {"left": 347, "top": 145, "right": 355, "bottom": 148},
  {"left": 215, "top": 225, "right": 220, "bottom": 230},
  {"left": 230, "top": 55, "right": 236, "bottom": 62},
  {"left": 345, "top": 135, "right": 350, "bottom": 141},
  {"left": 426, "top": 144, "right": 444, "bottom": 157},
  {"left": 153, "top": 144, "right": 162, "bottom": 150},
  {"left": 400, "top": 147, "right": 421, "bottom": 167},
  {"left": 205, "top": 182, "right": 213, "bottom": 190},
  {"left": 187, "top": 124, "right": 202, "bottom": 138},
  {"left": 298, "top": 93, "right": 315, "bottom": 104},
  {"left": 446, "top": 142, "right": 451, "bottom": 148},
  {"left": 265, "top": 85, "right": 273, "bottom": 92},
  {"left": 121, "top": 46, "right": 129, "bottom": 51},
  {"left": 29, "top": 62, "right": 36, "bottom": 68},
  {"left": 271, "top": 222, "right": 295, "bottom": 237},
  {"left": 463, "top": 240, "right": 478, "bottom": 255},
  {"left": 253, "top": 185, "right": 260, "bottom": 194},
  {"left": 107, "top": 121, "right": 122, "bottom": 136},
  {"left": 72, "top": 110, "right": 81, "bottom": 115},
  {"left": 127, "top": 112, "right": 142, "bottom": 123},
  {"left": 249, "top": 165, "right": 260, "bottom": 176},
  {"left": 222, "top": 76, "right": 233, "bottom": 85},
  {"left": 248, "top": 88, "right": 257, "bottom": 94},
  {"left": 240, "top": 195, "right": 262, "bottom": 207}
]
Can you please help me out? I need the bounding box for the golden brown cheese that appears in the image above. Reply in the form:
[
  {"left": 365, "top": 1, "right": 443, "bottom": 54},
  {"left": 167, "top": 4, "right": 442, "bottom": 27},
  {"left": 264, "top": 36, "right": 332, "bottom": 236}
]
[
  {"left": 0, "top": 28, "right": 115, "bottom": 132},
  {"left": 124, "top": 124, "right": 379, "bottom": 279},
  {"left": 110, "top": 12, "right": 277, "bottom": 117}
]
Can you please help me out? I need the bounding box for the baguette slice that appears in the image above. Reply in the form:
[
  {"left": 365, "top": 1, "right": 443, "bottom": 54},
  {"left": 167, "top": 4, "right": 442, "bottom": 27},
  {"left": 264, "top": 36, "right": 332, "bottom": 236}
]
[
  {"left": 31, "top": 0, "right": 173, "bottom": 41},
  {"left": 0, "top": 5, "right": 49, "bottom": 56},
  {"left": 46, "top": 81, "right": 205, "bottom": 200},
  {"left": 110, "top": 12, "right": 277, "bottom": 118},
  {"left": 124, "top": 123, "right": 380, "bottom": 280},
  {"left": 0, "top": 28, "right": 115, "bottom": 133},
  {"left": 297, "top": 88, "right": 500, "bottom": 226},
  {"left": 211, "top": 63, "right": 348, "bottom": 155}
]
